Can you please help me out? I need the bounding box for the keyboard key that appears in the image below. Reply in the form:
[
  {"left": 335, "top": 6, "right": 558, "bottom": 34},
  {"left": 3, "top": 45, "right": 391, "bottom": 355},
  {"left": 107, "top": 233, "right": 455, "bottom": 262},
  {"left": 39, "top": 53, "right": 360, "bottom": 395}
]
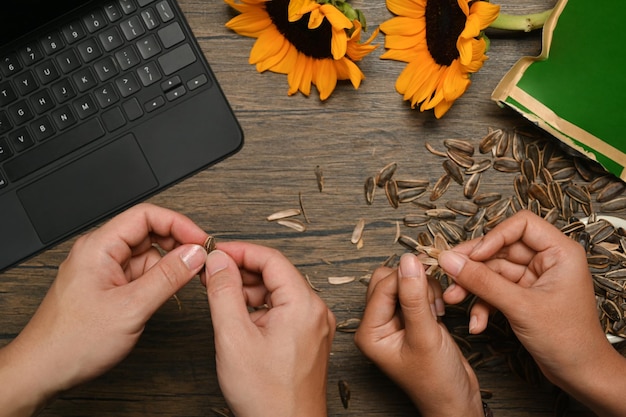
[
  {"left": 102, "top": 106, "right": 126, "bottom": 131},
  {"left": 30, "top": 90, "right": 55, "bottom": 114},
  {"left": 77, "top": 38, "right": 103, "bottom": 63},
  {"left": 136, "top": 61, "right": 161, "bottom": 86},
  {"left": 83, "top": 10, "right": 107, "bottom": 33},
  {"left": 56, "top": 49, "right": 81, "bottom": 74},
  {"left": 73, "top": 95, "right": 98, "bottom": 119},
  {"left": 0, "top": 171, "right": 6, "bottom": 188},
  {"left": 165, "top": 84, "right": 185, "bottom": 101},
  {"left": 8, "top": 100, "right": 34, "bottom": 125},
  {"left": 144, "top": 95, "right": 164, "bottom": 112},
  {"left": 141, "top": 9, "right": 159, "bottom": 29},
  {"left": 119, "top": 0, "right": 137, "bottom": 15},
  {"left": 73, "top": 67, "right": 98, "bottom": 92},
  {"left": 0, "top": 138, "right": 13, "bottom": 162},
  {"left": 0, "top": 111, "right": 12, "bottom": 134},
  {"left": 9, "top": 128, "right": 35, "bottom": 152},
  {"left": 115, "top": 73, "right": 141, "bottom": 97},
  {"left": 187, "top": 74, "right": 209, "bottom": 90},
  {"left": 104, "top": 2, "right": 123, "bottom": 22},
  {"left": 62, "top": 21, "right": 87, "bottom": 44},
  {"left": 98, "top": 27, "right": 124, "bottom": 52},
  {"left": 120, "top": 16, "right": 146, "bottom": 41},
  {"left": 161, "top": 75, "right": 181, "bottom": 91},
  {"left": 20, "top": 43, "right": 44, "bottom": 65},
  {"left": 51, "top": 105, "right": 77, "bottom": 130},
  {"left": 94, "top": 84, "right": 120, "bottom": 108},
  {"left": 5, "top": 118, "right": 105, "bottom": 182},
  {"left": 41, "top": 32, "right": 65, "bottom": 55},
  {"left": 51, "top": 79, "right": 76, "bottom": 103},
  {"left": 158, "top": 22, "right": 185, "bottom": 49},
  {"left": 156, "top": 1, "right": 175, "bottom": 22},
  {"left": 0, "top": 81, "right": 17, "bottom": 106},
  {"left": 94, "top": 56, "right": 120, "bottom": 81},
  {"left": 34, "top": 60, "right": 60, "bottom": 85},
  {"left": 158, "top": 43, "right": 196, "bottom": 75},
  {"left": 122, "top": 97, "right": 143, "bottom": 121},
  {"left": 30, "top": 116, "right": 55, "bottom": 141},
  {"left": 136, "top": 35, "right": 161, "bottom": 59},
  {"left": 1, "top": 53, "right": 22, "bottom": 77},
  {"left": 115, "top": 45, "right": 140, "bottom": 70},
  {"left": 138, "top": 0, "right": 156, "bottom": 6},
  {"left": 14, "top": 71, "right": 38, "bottom": 95}
]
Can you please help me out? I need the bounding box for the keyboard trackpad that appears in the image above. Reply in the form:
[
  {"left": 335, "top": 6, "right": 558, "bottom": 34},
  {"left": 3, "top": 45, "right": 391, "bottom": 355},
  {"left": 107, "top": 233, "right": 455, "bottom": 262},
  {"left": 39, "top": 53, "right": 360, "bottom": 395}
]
[{"left": 17, "top": 134, "right": 158, "bottom": 243}]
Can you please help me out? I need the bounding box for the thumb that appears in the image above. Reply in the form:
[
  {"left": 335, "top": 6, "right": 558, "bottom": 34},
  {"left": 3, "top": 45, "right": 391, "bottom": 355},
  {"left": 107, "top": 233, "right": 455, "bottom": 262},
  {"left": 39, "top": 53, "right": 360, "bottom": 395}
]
[
  {"left": 397, "top": 254, "right": 440, "bottom": 346},
  {"left": 205, "top": 250, "right": 253, "bottom": 334},
  {"left": 438, "top": 250, "right": 523, "bottom": 315},
  {"left": 129, "top": 244, "right": 206, "bottom": 318}
]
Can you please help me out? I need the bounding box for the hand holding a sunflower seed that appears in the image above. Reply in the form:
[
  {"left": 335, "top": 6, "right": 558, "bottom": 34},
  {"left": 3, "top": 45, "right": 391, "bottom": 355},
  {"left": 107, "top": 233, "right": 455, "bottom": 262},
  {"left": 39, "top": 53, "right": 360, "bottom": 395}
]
[
  {"left": 0, "top": 204, "right": 209, "bottom": 416},
  {"left": 354, "top": 253, "right": 484, "bottom": 417},
  {"left": 439, "top": 210, "right": 626, "bottom": 417},
  {"left": 203, "top": 242, "right": 336, "bottom": 417}
]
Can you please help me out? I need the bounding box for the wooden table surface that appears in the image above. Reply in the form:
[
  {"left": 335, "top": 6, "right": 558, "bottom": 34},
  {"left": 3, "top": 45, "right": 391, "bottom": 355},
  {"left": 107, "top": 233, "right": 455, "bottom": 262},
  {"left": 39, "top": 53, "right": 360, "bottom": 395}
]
[{"left": 3, "top": 0, "right": 619, "bottom": 415}]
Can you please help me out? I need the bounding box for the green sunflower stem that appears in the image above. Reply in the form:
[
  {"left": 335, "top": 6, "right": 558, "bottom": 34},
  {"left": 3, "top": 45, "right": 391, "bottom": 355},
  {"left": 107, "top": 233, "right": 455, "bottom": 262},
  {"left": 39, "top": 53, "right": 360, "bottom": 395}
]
[{"left": 489, "top": 9, "right": 554, "bottom": 32}]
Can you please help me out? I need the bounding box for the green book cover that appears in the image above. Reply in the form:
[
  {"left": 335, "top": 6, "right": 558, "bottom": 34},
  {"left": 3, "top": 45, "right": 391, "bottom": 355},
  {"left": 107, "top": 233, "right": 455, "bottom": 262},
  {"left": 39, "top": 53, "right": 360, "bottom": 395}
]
[{"left": 492, "top": 0, "right": 626, "bottom": 180}]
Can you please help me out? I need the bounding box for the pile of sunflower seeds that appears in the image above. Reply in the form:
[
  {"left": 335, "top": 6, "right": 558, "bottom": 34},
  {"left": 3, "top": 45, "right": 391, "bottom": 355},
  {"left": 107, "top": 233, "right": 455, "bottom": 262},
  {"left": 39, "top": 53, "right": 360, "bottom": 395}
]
[{"left": 364, "top": 126, "right": 626, "bottom": 339}]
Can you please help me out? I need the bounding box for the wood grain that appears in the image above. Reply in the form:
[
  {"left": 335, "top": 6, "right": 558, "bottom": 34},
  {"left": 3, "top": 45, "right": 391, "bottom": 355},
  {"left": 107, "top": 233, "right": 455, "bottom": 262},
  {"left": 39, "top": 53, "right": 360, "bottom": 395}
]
[{"left": 1, "top": 0, "right": 606, "bottom": 415}]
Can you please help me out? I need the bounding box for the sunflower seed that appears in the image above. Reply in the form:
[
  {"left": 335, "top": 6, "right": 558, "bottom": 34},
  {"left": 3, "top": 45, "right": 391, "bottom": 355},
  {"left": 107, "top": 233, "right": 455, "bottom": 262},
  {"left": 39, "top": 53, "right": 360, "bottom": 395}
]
[
  {"left": 267, "top": 208, "right": 302, "bottom": 221},
  {"left": 396, "top": 179, "right": 430, "bottom": 188},
  {"left": 404, "top": 214, "right": 430, "bottom": 227},
  {"left": 464, "top": 207, "right": 486, "bottom": 232},
  {"left": 473, "top": 192, "right": 502, "bottom": 207},
  {"left": 446, "top": 200, "right": 479, "bottom": 216},
  {"left": 314, "top": 165, "right": 324, "bottom": 192},
  {"left": 384, "top": 179, "right": 399, "bottom": 208},
  {"left": 514, "top": 175, "right": 529, "bottom": 206},
  {"left": 364, "top": 176, "right": 375, "bottom": 205},
  {"left": 375, "top": 162, "right": 398, "bottom": 187},
  {"left": 512, "top": 132, "right": 527, "bottom": 162},
  {"left": 430, "top": 174, "right": 451, "bottom": 201},
  {"left": 443, "top": 159, "right": 464, "bottom": 185},
  {"left": 398, "top": 186, "right": 427, "bottom": 203},
  {"left": 494, "top": 130, "right": 510, "bottom": 157},
  {"left": 444, "top": 138, "right": 474, "bottom": 156},
  {"left": 601, "top": 197, "right": 626, "bottom": 212},
  {"left": 597, "top": 180, "right": 626, "bottom": 203},
  {"left": 479, "top": 128, "right": 503, "bottom": 154},
  {"left": 521, "top": 158, "right": 536, "bottom": 182},
  {"left": 574, "top": 157, "right": 598, "bottom": 182},
  {"left": 338, "top": 380, "right": 351, "bottom": 409},
  {"left": 328, "top": 276, "right": 356, "bottom": 285},
  {"left": 463, "top": 172, "right": 481, "bottom": 199},
  {"left": 589, "top": 175, "right": 613, "bottom": 193},
  {"left": 528, "top": 183, "right": 553, "bottom": 209},
  {"left": 398, "top": 235, "right": 420, "bottom": 251},
  {"left": 351, "top": 218, "right": 365, "bottom": 244},
  {"left": 336, "top": 318, "right": 361, "bottom": 333},
  {"left": 465, "top": 159, "right": 492, "bottom": 174},
  {"left": 485, "top": 197, "right": 511, "bottom": 221},
  {"left": 203, "top": 235, "right": 216, "bottom": 253},
  {"left": 551, "top": 166, "right": 577, "bottom": 182},
  {"left": 493, "top": 157, "right": 520, "bottom": 173},
  {"left": 447, "top": 148, "right": 475, "bottom": 168},
  {"left": 426, "top": 208, "right": 457, "bottom": 220},
  {"left": 276, "top": 218, "right": 307, "bottom": 232}
]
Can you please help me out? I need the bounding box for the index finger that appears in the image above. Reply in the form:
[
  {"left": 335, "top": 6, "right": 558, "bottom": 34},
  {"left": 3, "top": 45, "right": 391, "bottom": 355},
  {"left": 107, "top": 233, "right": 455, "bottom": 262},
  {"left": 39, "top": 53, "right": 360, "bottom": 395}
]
[
  {"left": 216, "top": 241, "right": 312, "bottom": 301},
  {"left": 468, "top": 210, "right": 567, "bottom": 261},
  {"left": 87, "top": 203, "right": 208, "bottom": 264}
]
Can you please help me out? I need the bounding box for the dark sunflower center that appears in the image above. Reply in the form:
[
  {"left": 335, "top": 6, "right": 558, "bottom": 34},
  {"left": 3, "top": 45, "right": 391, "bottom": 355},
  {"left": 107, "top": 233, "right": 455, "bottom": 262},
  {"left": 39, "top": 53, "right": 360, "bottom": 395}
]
[
  {"left": 425, "top": 0, "right": 467, "bottom": 66},
  {"left": 265, "top": 0, "right": 333, "bottom": 59}
]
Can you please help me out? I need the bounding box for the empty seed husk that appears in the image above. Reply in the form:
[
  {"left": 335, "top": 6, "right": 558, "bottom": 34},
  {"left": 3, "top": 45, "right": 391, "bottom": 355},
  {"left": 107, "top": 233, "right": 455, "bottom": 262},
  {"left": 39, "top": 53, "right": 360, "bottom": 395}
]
[
  {"left": 376, "top": 162, "right": 398, "bottom": 187},
  {"left": 203, "top": 235, "right": 216, "bottom": 253},
  {"left": 338, "top": 380, "right": 351, "bottom": 409},
  {"left": 328, "top": 276, "right": 356, "bottom": 285},
  {"left": 276, "top": 219, "right": 307, "bottom": 232},
  {"left": 351, "top": 218, "right": 365, "bottom": 244},
  {"left": 267, "top": 208, "right": 302, "bottom": 221}
]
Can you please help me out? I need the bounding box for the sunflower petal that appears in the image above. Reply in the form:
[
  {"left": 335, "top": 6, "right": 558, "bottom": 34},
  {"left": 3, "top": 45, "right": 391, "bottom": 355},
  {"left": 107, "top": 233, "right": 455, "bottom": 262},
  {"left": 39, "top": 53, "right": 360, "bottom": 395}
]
[
  {"left": 249, "top": 27, "right": 285, "bottom": 65},
  {"left": 386, "top": 0, "right": 426, "bottom": 19},
  {"left": 331, "top": 27, "right": 348, "bottom": 59},
  {"left": 315, "top": 59, "right": 338, "bottom": 100}
]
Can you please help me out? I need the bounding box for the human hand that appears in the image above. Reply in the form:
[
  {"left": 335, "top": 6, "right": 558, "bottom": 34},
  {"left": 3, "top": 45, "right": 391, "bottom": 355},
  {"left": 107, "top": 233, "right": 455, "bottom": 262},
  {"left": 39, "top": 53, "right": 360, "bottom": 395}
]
[
  {"left": 0, "top": 203, "right": 208, "bottom": 416},
  {"left": 439, "top": 210, "right": 626, "bottom": 416},
  {"left": 354, "top": 253, "right": 483, "bottom": 417},
  {"left": 203, "top": 242, "right": 336, "bottom": 417}
]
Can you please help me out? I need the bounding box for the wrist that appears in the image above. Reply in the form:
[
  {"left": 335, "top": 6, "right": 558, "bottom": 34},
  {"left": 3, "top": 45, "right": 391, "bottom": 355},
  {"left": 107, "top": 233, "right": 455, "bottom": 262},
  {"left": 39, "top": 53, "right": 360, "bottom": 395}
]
[{"left": 0, "top": 340, "right": 60, "bottom": 416}]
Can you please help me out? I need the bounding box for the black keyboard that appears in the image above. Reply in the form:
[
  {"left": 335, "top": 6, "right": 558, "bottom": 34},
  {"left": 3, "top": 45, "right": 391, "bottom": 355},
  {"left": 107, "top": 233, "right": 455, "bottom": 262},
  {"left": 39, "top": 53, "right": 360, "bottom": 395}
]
[{"left": 0, "top": 0, "right": 211, "bottom": 189}]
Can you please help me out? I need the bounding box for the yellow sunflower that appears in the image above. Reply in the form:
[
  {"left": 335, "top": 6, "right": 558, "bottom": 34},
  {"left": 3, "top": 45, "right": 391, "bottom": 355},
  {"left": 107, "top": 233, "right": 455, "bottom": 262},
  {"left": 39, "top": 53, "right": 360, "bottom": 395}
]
[
  {"left": 224, "top": 0, "right": 378, "bottom": 100},
  {"left": 380, "top": 0, "right": 500, "bottom": 118}
]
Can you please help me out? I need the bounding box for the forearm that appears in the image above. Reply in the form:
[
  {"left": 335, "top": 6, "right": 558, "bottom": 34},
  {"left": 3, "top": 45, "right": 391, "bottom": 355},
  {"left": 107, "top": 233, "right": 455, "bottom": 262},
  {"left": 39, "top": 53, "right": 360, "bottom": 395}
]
[
  {"left": 0, "top": 341, "right": 57, "bottom": 416},
  {"left": 550, "top": 342, "right": 626, "bottom": 417}
]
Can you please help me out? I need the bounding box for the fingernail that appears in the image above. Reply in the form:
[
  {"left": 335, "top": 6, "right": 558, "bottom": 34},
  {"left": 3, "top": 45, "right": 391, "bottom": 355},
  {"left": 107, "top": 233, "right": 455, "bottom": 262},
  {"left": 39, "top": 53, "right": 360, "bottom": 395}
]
[
  {"left": 180, "top": 244, "right": 207, "bottom": 271},
  {"left": 205, "top": 250, "right": 229, "bottom": 276},
  {"left": 443, "top": 281, "right": 456, "bottom": 296},
  {"left": 435, "top": 298, "right": 445, "bottom": 316},
  {"left": 468, "top": 315, "right": 478, "bottom": 334},
  {"left": 399, "top": 253, "right": 421, "bottom": 279},
  {"left": 438, "top": 251, "right": 468, "bottom": 276}
]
